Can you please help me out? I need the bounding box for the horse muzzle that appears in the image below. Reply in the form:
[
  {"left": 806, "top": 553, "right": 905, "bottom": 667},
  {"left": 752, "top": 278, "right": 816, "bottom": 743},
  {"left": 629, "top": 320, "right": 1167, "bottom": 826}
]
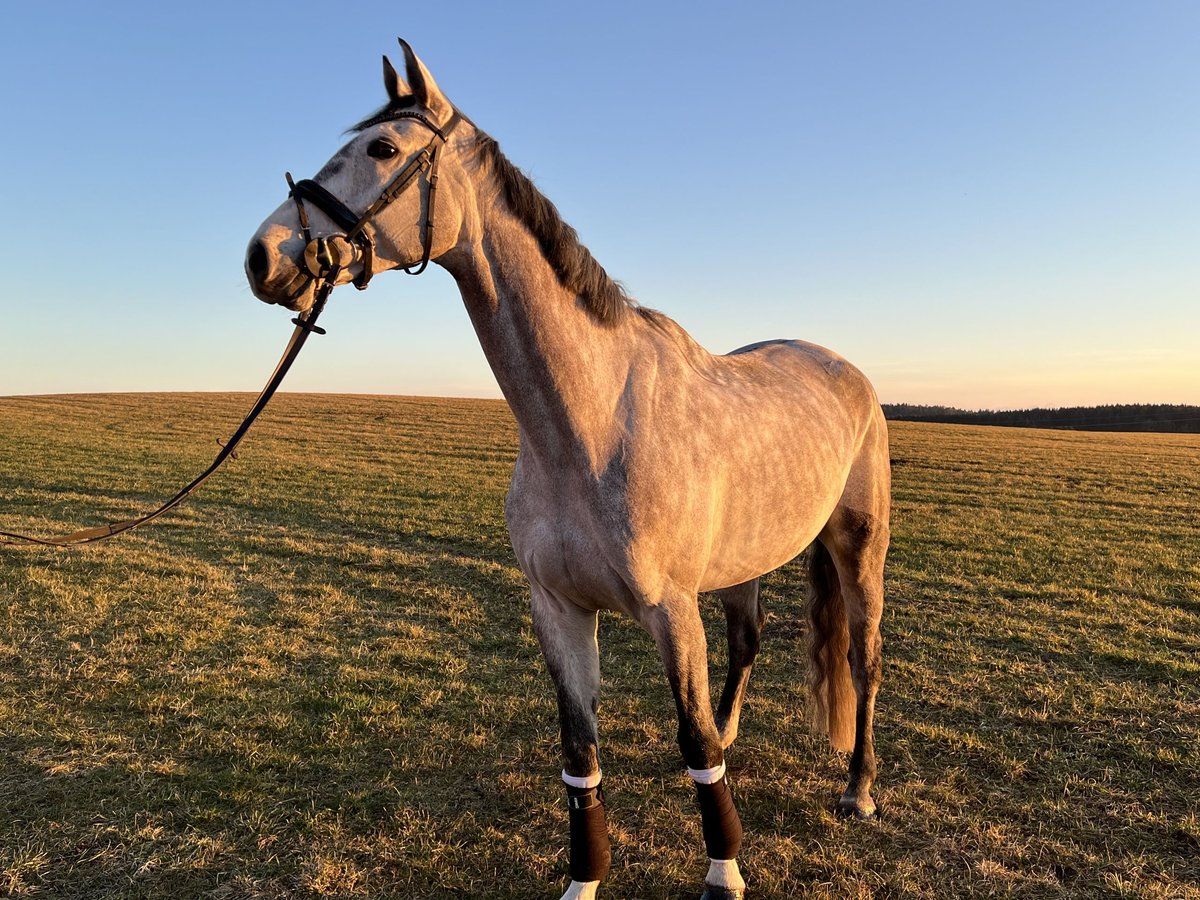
[{"left": 246, "top": 236, "right": 318, "bottom": 310}]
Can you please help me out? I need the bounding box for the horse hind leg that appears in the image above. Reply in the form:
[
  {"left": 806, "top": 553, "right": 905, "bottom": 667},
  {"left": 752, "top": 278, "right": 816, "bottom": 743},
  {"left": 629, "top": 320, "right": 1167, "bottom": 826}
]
[
  {"left": 714, "top": 578, "right": 765, "bottom": 749},
  {"left": 815, "top": 502, "right": 888, "bottom": 821}
]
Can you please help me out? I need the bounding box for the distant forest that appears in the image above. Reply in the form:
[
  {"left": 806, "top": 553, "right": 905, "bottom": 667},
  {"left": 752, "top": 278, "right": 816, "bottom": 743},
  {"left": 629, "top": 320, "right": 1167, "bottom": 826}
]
[{"left": 882, "top": 403, "right": 1200, "bottom": 433}]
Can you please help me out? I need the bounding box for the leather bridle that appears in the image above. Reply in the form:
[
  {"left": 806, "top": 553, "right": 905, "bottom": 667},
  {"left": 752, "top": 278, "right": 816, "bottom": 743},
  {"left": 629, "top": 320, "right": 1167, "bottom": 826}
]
[
  {"left": 0, "top": 108, "right": 462, "bottom": 548},
  {"left": 287, "top": 108, "right": 463, "bottom": 296}
]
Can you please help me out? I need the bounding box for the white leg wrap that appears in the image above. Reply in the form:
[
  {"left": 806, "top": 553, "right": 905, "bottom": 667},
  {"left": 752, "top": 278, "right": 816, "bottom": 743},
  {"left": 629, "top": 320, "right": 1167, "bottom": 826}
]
[
  {"left": 687, "top": 762, "right": 727, "bottom": 785},
  {"left": 562, "top": 769, "right": 602, "bottom": 790},
  {"left": 560, "top": 879, "right": 600, "bottom": 900},
  {"left": 706, "top": 858, "right": 746, "bottom": 891}
]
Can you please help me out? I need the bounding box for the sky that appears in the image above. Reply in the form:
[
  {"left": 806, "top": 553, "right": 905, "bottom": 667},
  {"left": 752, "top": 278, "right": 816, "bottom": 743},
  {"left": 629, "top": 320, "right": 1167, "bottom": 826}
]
[{"left": 1, "top": 1, "right": 1196, "bottom": 409}]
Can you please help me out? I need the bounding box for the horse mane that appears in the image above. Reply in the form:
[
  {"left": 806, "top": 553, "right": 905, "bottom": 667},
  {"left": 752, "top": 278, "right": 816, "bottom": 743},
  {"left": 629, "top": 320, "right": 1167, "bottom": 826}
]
[{"left": 470, "top": 132, "right": 635, "bottom": 325}]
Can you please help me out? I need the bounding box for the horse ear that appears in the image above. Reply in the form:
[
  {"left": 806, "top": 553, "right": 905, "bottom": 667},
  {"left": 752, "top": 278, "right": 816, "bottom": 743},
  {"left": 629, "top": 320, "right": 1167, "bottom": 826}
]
[
  {"left": 397, "top": 38, "right": 452, "bottom": 121},
  {"left": 382, "top": 54, "right": 409, "bottom": 101}
]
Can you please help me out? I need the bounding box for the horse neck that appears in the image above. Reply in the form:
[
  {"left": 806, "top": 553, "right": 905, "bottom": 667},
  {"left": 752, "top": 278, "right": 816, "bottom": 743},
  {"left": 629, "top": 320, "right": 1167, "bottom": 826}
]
[{"left": 440, "top": 188, "right": 635, "bottom": 470}]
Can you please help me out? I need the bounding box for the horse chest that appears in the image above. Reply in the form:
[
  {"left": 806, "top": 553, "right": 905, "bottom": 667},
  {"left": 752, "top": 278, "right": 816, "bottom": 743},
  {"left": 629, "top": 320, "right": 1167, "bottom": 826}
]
[{"left": 505, "top": 462, "right": 636, "bottom": 610}]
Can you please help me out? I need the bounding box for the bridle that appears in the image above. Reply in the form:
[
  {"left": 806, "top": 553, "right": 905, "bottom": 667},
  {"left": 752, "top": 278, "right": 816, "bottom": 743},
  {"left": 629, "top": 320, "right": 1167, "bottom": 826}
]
[
  {"left": 0, "top": 107, "right": 462, "bottom": 548},
  {"left": 286, "top": 108, "right": 463, "bottom": 298}
]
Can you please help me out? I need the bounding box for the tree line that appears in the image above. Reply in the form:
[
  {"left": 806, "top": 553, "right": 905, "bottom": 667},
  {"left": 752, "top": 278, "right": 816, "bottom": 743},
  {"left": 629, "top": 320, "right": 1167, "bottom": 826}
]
[{"left": 882, "top": 403, "right": 1200, "bottom": 433}]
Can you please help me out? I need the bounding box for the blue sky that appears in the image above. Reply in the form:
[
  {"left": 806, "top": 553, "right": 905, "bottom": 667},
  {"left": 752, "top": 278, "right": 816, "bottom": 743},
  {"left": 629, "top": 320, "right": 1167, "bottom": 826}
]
[{"left": 1, "top": 1, "right": 1196, "bottom": 408}]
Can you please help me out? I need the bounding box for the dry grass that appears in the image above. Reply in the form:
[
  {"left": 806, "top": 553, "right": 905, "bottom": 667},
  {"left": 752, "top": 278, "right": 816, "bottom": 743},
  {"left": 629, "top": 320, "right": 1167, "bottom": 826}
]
[{"left": 1, "top": 393, "right": 1197, "bottom": 899}]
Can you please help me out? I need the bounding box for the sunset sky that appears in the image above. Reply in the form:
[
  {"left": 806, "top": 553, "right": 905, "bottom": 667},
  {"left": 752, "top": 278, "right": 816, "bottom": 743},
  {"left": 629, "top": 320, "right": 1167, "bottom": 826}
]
[{"left": 1, "top": 1, "right": 1196, "bottom": 409}]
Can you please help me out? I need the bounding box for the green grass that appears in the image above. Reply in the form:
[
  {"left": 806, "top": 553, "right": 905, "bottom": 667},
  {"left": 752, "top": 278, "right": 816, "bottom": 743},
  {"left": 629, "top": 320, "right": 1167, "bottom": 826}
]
[{"left": 1, "top": 393, "right": 1197, "bottom": 899}]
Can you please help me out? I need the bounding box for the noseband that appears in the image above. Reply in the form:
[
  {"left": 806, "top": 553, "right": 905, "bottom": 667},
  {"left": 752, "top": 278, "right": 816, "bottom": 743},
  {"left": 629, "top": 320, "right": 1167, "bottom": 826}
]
[{"left": 286, "top": 108, "right": 463, "bottom": 292}]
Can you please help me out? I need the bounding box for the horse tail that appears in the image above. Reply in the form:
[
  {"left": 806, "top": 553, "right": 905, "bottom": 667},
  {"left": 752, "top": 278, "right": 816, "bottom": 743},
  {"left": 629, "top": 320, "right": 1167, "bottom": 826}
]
[{"left": 806, "top": 540, "right": 856, "bottom": 752}]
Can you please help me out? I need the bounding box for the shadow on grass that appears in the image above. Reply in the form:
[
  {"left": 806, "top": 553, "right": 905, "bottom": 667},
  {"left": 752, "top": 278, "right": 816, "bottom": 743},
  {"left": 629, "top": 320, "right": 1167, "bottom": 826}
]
[{"left": 1, "top": 538, "right": 571, "bottom": 897}]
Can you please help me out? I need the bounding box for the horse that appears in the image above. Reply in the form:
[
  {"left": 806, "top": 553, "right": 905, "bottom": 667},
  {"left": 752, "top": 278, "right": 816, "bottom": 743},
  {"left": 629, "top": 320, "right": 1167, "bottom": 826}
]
[{"left": 245, "top": 40, "right": 890, "bottom": 900}]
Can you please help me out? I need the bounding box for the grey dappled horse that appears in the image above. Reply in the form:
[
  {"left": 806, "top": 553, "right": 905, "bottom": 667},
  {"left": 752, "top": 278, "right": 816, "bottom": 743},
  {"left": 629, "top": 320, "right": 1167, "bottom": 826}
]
[{"left": 246, "top": 41, "right": 890, "bottom": 900}]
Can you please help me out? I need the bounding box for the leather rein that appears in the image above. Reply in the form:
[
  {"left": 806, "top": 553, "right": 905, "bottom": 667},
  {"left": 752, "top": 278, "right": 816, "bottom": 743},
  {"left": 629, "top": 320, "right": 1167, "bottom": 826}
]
[{"left": 0, "top": 108, "right": 461, "bottom": 548}]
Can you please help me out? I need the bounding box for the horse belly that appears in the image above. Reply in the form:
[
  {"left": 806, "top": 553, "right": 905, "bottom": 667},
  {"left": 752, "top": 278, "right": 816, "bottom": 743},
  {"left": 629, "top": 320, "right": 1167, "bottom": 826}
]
[
  {"left": 700, "top": 472, "right": 844, "bottom": 590},
  {"left": 695, "top": 393, "right": 858, "bottom": 590}
]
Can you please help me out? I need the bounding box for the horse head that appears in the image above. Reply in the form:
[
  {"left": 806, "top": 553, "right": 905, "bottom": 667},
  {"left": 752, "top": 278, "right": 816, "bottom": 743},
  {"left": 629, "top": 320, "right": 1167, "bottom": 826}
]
[{"left": 245, "top": 40, "right": 470, "bottom": 311}]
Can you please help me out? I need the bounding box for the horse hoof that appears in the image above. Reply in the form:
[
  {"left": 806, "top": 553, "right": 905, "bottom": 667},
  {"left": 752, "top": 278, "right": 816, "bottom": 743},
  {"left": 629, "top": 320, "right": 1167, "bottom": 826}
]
[
  {"left": 835, "top": 799, "right": 879, "bottom": 821},
  {"left": 701, "top": 887, "right": 745, "bottom": 900}
]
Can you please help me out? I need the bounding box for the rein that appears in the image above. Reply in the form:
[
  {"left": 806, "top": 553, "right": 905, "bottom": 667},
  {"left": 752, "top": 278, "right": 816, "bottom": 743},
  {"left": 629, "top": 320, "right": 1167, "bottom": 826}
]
[
  {"left": 0, "top": 109, "right": 460, "bottom": 549},
  {"left": 0, "top": 287, "right": 334, "bottom": 547}
]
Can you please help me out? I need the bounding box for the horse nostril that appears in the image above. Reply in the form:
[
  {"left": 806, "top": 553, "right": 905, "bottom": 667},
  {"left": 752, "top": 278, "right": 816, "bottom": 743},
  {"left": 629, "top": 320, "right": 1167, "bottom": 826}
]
[{"left": 247, "top": 241, "right": 271, "bottom": 281}]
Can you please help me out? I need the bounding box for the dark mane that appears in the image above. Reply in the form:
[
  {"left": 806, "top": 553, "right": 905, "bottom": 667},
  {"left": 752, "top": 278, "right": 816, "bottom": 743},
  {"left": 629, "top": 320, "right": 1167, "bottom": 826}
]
[{"left": 472, "top": 132, "right": 634, "bottom": 325}]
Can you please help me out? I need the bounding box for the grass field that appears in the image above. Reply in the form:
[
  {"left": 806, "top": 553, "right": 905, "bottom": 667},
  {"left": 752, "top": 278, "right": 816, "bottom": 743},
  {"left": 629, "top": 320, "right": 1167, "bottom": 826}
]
[{"left": 1, "top": 393, "right": 1197, "bottom": 899}]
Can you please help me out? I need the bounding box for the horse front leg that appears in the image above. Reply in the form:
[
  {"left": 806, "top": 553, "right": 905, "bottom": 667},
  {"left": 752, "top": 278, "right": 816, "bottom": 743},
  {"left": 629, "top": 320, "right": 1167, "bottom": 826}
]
[
  {"left": 531, "top": 584, "right": 609, "bottom": 900},
  {"left": 713, "top": 578, "right": 765, "bottom": 749},
  {"left": 651, "top": 597, "right": 747, "bottom": 900}
]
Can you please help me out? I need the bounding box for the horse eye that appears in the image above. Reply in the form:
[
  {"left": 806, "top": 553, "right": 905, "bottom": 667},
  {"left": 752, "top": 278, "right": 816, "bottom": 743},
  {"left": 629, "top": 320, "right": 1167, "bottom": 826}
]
[{"left": 367, "top": 139, "right": 398, "bottom": 160}]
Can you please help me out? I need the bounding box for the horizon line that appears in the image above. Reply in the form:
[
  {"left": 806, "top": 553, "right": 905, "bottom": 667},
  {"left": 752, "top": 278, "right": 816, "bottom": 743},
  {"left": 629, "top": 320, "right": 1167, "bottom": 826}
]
[{"left": 2, "top": 389, "right": 1195, "bottom": 414}]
